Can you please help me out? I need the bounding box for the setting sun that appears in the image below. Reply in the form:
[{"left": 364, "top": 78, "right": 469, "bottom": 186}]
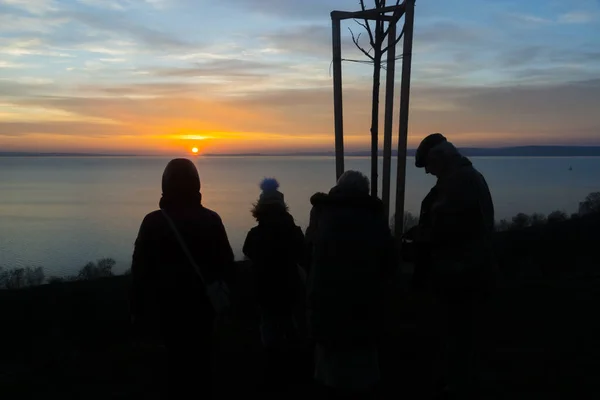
[{"left": 192, "top": 147, "right": 199, "bottom": 154}]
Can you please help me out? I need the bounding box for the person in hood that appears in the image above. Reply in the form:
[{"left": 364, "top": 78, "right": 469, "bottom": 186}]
[
  {"left": 305, "top": 170, "right": 396, "bottom": 399},
  {"left": 130, "top": 158, "right": 234, "bottom": 398},
  {"left": 407, "top": 133, "right": 496, "bottom": 399}
]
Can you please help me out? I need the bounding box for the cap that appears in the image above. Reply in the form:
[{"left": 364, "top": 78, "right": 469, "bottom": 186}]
[{"left": 415, "top": 133, "right": 447, "bottom": 168}]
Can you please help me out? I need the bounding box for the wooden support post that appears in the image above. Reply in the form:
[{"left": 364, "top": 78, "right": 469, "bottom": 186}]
[
  {"left": 381, "top": 21, "right": 396, "bottom": 221},
  {"left": 331, "top": 4, "right": 406, "bottom": 21},
  {"left": 394, "top": 0, "right": 415, "bottom": 238},
  {"left": 331, "top": 15, "right": 344, "bottom": 180}
]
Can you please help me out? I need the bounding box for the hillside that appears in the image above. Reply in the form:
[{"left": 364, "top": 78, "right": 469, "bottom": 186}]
[{"left": 1, "top": 214, "right": 600, "bottom": 398}]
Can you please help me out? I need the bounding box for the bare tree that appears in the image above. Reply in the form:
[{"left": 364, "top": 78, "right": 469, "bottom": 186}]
[
  {"left": 579, "top": 192, "right": 600, "bottom": 215},
  {"left": 349, "top": 0, "right": 404, "bottom": 197}
]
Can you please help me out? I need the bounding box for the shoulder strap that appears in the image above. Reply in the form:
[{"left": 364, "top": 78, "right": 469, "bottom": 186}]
[{"left": 161, "top": 209, "right": 207, "bottom": 286}]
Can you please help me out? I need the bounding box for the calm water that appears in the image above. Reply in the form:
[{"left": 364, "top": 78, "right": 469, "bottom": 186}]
[{"left": 1, "top": 156, "right": 599, "bottom": 276}]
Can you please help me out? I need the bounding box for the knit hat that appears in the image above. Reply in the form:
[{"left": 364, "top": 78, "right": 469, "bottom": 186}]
[
  {"left": 415, "top": 133, "right": 447, "bottom": 168},
  {"left": 257, "top": 178, "right": 285, "bottom": 207}
]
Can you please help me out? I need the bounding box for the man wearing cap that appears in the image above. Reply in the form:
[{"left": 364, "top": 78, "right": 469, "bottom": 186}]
[{"left": 406, "top": 133, "right": 496, "bottom": 399}]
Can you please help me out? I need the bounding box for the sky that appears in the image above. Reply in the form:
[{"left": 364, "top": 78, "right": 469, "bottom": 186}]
[{"left": 1, "top": 0, "right": 599, "bottom": 155}]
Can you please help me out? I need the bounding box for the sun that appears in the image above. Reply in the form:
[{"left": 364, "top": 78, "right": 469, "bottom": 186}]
[{"left": 191, "top": 147, "right": 199, "bottom": 154}]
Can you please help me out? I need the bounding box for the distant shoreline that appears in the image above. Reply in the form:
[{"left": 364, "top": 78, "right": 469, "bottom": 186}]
[
  {"left": 2, "top": 146, "right": 600, "bottom": 158},
  {"left": 0, "top": 152, "right": 138, "bottom": 157}
]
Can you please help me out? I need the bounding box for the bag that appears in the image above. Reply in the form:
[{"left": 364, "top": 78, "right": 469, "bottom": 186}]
[{"left": 162, "top": 210, "right": 231, "bottom": 315}]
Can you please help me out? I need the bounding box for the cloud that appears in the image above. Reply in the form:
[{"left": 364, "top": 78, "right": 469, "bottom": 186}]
[
  {"left": 0, "top": 13, "right": 67, "bottom": 33},
  {"left": 149, "top": 59, "right": 280, "bottom": 78},
  {"left": 509, "top": 13, "right": 552, "bottom": 25},
  {"left": 417, "top": 21, "right": 489, "bottom": 47},
  {"left": 509, "top": 10, "right": 596, "bottom": 26},
  {"left": 77, "top": 0, "right": 131, "bottom": 11},
  {"left": 227, "top": 0, "right": 345, "bottom": 19},
  {"left": 259, "top": 23, "right": 385, "bottom": 62},
  {"left": 63, "top": 10, "right": 195, "bottom": 50},
  {"left": 558, "top": 11, "right": 596, "bottom": 24},
  {"left": 261, "top": 25, "right": 332, "bottom": 57},
  {"left": 2, "top": 76, "right": 600, "bottom": 153},
  {"left": 0, "top": 0, "right": 58, "bottom": 15},
  {"left": 0, "top": 121, "right": 125, "bottom": 137},
  {"left": 407, "top": 79, "right": 600, "bottom": 145},
  {"left": 497, "top": 46, "right": 544, "bottom": 68},
  {"left": 77, "top": 0, "right": 170, "bottom": 11},
  {"left": 0, "top": 37, "right": 74, "bottom": 57},
  {"left": 0, "top": 60, "right": 29, "bottom": 68}
]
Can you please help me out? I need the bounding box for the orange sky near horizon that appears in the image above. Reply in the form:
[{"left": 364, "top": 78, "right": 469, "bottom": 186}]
[{"left": 3, "top": 80, "right": 598, "bottom": 155}]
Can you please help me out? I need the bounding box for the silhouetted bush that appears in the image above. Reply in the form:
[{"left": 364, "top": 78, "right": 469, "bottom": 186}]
[
  {"left": 530, "top": 213, "right": 547, "bottom": 226},
  {"left": 77, "top": 258, "right": 116, "bottom": 281},
  {"left": 1, "top": 258, "right": 127, "bottom": 290},
  {"left": 0, "top": 266, "right": 45, "bottom": 289},
  {"left": 25, "top": 267, "right": 45, "bottom": 286},
  {"left": 511, "top": 213, "right": 532, "bottom": 229},
  {"left": 579, "top": 192, "right": 600, "bottom": 215},
  {"left": 494, "top": 191, "right": 598, "bottom": 232},
  {"left": 547, "top": 210, "right": 568, "bottom": 224},
  {"left": 497, "top": 211, "right": 569, "bottom": 231}
]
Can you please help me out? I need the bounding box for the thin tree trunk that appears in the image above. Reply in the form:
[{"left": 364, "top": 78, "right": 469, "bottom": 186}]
[{"left": 370, "top": 50, "right": 382, "bottom": 198}]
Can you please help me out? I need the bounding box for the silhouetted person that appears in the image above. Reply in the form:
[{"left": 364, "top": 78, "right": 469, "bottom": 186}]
[
  {"left": 306, "top": 171, "right": 396, "bottom": 399},
  {"left": 243, "top": 178, "right": 305, "bottom": 389},
  {"left": 406, "top": 133, "right": 495, "bottom": 399},
  {"left": 130, "top": 158, "right": 234, "bottom": 398}
]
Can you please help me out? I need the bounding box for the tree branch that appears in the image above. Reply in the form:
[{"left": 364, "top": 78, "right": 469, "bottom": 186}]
[
  {"left": 349, "top": 27, "right": 375, "bottom": 61},
  {"left": 359, "top": 0, "right": 376, "bottom": 47},
  {"left": 353, "top": 19, "right": 370, "bottom": 32}
]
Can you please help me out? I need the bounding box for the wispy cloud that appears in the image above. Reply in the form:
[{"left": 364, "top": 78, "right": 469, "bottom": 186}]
[
  {"left": 558, "top": 11, "right": 596, "bottom": 24},
  {"left": 0, "top": 0, "right": 58, "bottom": 15},
  {"left": 0, "top": 13, "right": 67, "bottom": 33},
  {"left": 0, "top": 60, "right": 29, "bottom": 68},
  {"left": 77, "top": 0, "right": 170, "bottom": 11},
  {"left": 227, "top": 0, "right": 345, "bottom": 18},
  {"left": 510, "top": 10, "right": 597, "bottom": 26},
  {"left": 149, "top": 59, "right": 280, "bottom": 78},
  {"left": 63, "top": 10, "right": 197, "bottom": 50},
  {"left": 509, "top": 13, "right": 553, "bottom": 26},
  {"left": 0, "top": 37, "right": 74, "bottom": 57}
]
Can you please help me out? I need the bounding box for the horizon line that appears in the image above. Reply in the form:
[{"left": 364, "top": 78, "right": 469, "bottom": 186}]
[{"left": 3, "top": 144, "right": 600, "bottom": 158}]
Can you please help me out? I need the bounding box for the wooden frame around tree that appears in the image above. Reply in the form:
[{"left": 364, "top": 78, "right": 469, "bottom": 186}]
[{"left": 331, "top": 0, "right": 415, "bottom": 237}]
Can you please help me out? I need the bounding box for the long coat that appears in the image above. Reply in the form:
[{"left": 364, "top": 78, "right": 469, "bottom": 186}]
[
  {"left": 412, "top": 156, "right": 496, "bottom": 292},
  {"left": 305, "top": 187, "right": 396, "bottom": 345}
]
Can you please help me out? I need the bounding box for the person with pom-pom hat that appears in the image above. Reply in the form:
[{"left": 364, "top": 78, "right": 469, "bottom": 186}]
[{"left": 243, "top": 178, "right": 306, "bottom": 387}]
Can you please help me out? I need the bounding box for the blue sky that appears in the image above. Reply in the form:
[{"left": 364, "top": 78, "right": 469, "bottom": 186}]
[{"left": 1, "top": 0, "right": 599, "bottom": 153}]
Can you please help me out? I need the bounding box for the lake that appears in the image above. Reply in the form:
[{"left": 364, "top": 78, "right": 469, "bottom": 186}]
[{"left": 1, "top": 156, "right": 599, "bottom": 276}]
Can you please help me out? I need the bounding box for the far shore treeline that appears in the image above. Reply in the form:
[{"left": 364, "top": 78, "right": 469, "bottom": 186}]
[{"left": 2, "top": 145, "right": 600, "bottom": 158}]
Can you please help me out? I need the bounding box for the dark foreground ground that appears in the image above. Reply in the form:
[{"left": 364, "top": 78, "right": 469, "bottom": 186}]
[{"left": 1, "top": 214, "right": 599, "bottom": 399}]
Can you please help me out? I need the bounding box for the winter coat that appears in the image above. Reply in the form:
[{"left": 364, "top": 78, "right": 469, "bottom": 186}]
[
  {"left": 305, "top": 187, "right": 397, "bottom": 345},
  {"left": 243, "top": 208, "right": 305, "bottom": 314},
  {"left": 131, "top": 197, "right": 234, "bottom": 337},
  {"left": 412, "top": 156, "right": 495, "bottom": 292}
]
